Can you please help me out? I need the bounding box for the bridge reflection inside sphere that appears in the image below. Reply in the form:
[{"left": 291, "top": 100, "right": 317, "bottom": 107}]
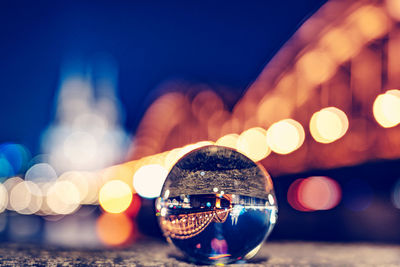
[{"left": 156, "top": 146, "right": 277, "bottom": 265}]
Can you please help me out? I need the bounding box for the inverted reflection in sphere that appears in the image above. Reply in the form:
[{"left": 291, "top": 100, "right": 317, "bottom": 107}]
[{"left": 156, "top": 146, "right": 277, "bottom": 265}]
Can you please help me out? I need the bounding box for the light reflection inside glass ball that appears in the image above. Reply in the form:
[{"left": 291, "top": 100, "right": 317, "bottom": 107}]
[{"left": 156, "top": 146, "right": 277, "bottom": 264}]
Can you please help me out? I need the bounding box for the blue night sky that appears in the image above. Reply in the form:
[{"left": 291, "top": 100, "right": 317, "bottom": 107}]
[{"left": 0, "top": 0, "right": 326, "bottom": 154}]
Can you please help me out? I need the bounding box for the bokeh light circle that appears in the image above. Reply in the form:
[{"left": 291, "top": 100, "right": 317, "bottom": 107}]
[
  {"left": 46, "top": 180, "right": 80, "bottom": 214},
  {"left": 373, "top": 90, "right": 400, "bottom": 128},
  {"left": 25, "top": 163, "right": 57, "bottom": 183},
  {"left": 58, "top": 171, "right": 89, "bottom": 204},
  {"left": 310, "top": 107, "right": 349, "bottom": 143},
  {"left": 0, "top": 184, "right": 8, "bottom": 213},
  {"left": 386, "top": 0, "right": 400, "bottom": 21},
  {"left": 9, "top": 181, "right": 42, "bottom": 214},
  {"left": 266, "top": 119, "right": 305, "bottom": 154},
  {"left": 96, "top": 213, "right": 133, "bottom": 246},
  {"left": 287, "top": 178, "right": 310, "bottom": 211},
  {"left": 133, "top": 164, "right": 168, "bottom": 199},
  {"left": 215, "top": 134, "right": 239, "bottom": 150},
  {"left": 237, "top": 127, "right": 270, "bottom": 162},
  {"left": 298, "top": 176, "right": 341, "bottom": 210},
  {"left": 288, "top": 176, "right": 341, "bottom": 211},
  {"left": 99, "top": 180, "right": 133, "bottom": 214}
]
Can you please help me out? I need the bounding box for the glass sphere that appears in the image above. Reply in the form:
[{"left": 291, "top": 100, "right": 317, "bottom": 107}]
[{"left": 156, "top": 145, "right": 277, "bottom": 265}]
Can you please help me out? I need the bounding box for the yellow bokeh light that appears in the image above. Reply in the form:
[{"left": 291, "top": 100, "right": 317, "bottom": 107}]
[
  {"left": 387, "top": 89, "right": 400, "bottom": 98},
  {"left": 237, "top": 127, "right": 271, "bottom": 162},
  {"left": 164, "top": 148, "right": 181, "bottom": 170},
  {"left": 99, "top": 180, "right": 132, "bottom": 214},
  {"left": 373, "top": 90, "right": 400, "bottom": 128},
  {"left": 266, "top": 119, "right": 305, "bottom": 155},
  {"left": 147, "top": 151, "right": 168, "bottom": 167},
  {"left": 216, "top": 134, "right": 239, "bottom": 150},
  {"left": 310, "top": 107, "right": 349, "bottom": 143}
]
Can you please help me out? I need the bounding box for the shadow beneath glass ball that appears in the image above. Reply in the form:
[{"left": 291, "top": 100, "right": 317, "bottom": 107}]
[{"left": 168, "top": 253, "right": 269, "bottom": 265}]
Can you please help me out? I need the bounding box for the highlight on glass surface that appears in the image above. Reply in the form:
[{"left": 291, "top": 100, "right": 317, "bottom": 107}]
[{"left": 156, "top": 146, "right": 277, "bottom": 265}]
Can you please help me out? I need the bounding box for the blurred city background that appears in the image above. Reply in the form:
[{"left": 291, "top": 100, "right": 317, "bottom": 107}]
[{"left": 1, "top": 0, "right": 400, "bottom": 248}]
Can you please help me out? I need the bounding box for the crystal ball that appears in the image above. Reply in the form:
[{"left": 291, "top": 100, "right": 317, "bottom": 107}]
[{"left": 156, "top": 146, "right": 278, "bottom": 264}]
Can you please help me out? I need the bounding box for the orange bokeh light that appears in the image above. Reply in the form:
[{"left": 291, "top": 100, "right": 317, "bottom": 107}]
[
  {"left": 297, "top": 49, "right": 336, "bottom": 85},
  {"left": 387, "top": 0, "right": 400, "bottom": 21},
  {"left": 96, "top": 213, "right": 133, "bottom": 246},
  {"left": 192, "top": 90, "right": 224, "bottom": 122},
  {"left": 319, "top": 27, "right": 356, "bottom": 63},
  {"left": 351, "top": 5, "right": 389, "bottom": 41}
]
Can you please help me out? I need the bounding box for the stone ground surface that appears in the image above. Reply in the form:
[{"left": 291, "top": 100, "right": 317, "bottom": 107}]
[{"left": 0, "top": 240, "right": 399, "bottom": 266}]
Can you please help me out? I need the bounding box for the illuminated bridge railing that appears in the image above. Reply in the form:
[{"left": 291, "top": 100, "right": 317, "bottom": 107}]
[{"left": 160, "top": 209, "right": 231, "bottom": 239}]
